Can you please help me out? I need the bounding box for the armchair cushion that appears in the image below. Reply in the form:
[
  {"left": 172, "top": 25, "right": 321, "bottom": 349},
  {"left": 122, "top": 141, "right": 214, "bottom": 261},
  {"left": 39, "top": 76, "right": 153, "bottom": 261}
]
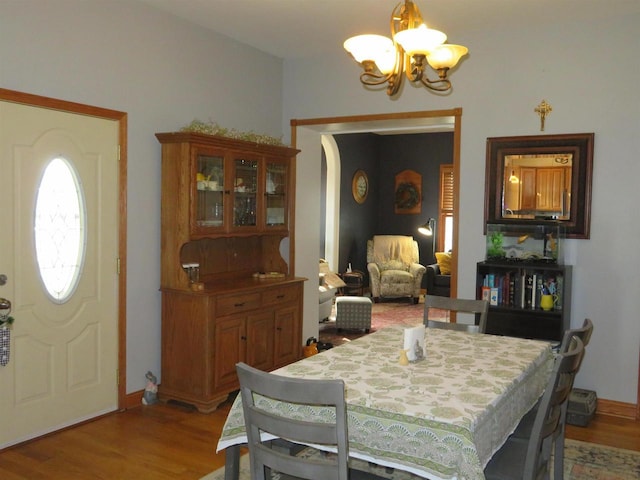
[
  {"left": 435, "top": 251, "right": 452, "bottom": 275},
  {"left": 378, "top": 259, "right": 408, "bottom": 272}
]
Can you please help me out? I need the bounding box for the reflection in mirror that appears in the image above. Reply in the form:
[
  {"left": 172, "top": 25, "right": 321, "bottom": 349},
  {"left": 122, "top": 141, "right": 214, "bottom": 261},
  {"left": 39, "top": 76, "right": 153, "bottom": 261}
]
[{"left": 502, "top": 153, "right": 573, "bottom": 220}]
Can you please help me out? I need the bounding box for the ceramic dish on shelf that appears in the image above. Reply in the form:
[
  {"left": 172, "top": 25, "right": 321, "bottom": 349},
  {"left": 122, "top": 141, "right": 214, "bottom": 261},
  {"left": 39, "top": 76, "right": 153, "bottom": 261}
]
[{"left": 200, "top": 220, "right": 223, "bottom": 227}]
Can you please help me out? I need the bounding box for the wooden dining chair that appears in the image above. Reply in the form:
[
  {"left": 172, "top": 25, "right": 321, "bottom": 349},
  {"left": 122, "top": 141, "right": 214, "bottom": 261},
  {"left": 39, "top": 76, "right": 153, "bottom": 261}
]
[
  {"left": 484, "top": 335, "right": 585, "bottom": 480},
  {"left": 423, "top": 295, "right": 489, "bottom": 333},
  {"left": 236, "top": 362, "right": 349, "bottom": 480},
  {"left": 511, "top": 318, "right": 594, "bottom": 480}
]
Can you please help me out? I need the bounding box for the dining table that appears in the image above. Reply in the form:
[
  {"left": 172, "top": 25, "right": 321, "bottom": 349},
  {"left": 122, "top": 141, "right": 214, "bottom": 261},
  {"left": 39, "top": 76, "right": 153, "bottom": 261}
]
[{"left": 216, "top": 325, "right": 553, "bottom": 480}]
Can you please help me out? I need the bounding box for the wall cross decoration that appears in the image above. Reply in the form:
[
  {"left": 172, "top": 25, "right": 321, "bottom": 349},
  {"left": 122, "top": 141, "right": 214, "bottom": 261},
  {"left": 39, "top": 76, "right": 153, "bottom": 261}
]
[{"left": 535, "top": 100, "right": 553, "bottom": 131}]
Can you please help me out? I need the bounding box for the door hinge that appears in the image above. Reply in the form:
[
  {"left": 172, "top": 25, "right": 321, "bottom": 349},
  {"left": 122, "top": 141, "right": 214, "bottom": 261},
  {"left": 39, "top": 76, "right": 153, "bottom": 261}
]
[
  {"left": 117, "top": 369, "right": 120, "bottom": 386},
  {"left": 117, "top": 257, "right": 121, "bottom": 275},
  {"left": 117, "top": 145, "right": 121, "bottom": 161}
]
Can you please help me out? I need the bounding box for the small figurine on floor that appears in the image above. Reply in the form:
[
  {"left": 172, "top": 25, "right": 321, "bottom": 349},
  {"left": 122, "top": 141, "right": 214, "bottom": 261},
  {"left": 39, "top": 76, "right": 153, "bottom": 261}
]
[{"left": 142, "top": 371, "right": 159, "bottom": 405}]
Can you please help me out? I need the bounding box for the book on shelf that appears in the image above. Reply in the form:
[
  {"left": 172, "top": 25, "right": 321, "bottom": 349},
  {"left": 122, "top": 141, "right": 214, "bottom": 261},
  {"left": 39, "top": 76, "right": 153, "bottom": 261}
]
[
  {"left": 509, "top": 274, "right": 516, "bottom": 307},
  {"left": 524, "top": 273, "right": 534, "bottom": 309},
  {"left": 535, "top": 276, "right": 544, "bottom": 309},
  {"left": 481, "top": 285, "right": 491, "bottom": 302},
  {"left": 555, "top": 275, "right": 564, "bottom": 310},
  {"left": 490, "top": 287, "right": 499, "bottom": 306}
]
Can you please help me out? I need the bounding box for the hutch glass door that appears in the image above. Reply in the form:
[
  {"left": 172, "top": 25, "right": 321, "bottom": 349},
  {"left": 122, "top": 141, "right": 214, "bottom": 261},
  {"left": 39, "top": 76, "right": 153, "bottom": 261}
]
[
  {"left": 196, "top": 153, "right": 225, "bottom": 229},
  {"left": 233, "top": 157, "right": 258, "bottom": 228},
  {"left": 265, "top": 160, "right": 287, "bottom": 229}
]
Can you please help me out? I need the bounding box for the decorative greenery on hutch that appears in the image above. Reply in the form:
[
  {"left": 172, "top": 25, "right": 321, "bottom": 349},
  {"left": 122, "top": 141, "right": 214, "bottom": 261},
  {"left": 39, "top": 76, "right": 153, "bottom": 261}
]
[{"left": 181, "top": 119, "right": 284, "bottom": 146}]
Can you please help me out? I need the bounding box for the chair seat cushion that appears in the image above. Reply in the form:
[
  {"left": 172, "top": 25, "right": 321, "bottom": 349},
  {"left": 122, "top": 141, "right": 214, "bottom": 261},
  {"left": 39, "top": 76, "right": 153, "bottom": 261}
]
[
  {"left": 380, "top": 269, "right": 414, "bottom": 285},
  {"left": 378, "top": 259, "right": 408, "bottom": 272}
]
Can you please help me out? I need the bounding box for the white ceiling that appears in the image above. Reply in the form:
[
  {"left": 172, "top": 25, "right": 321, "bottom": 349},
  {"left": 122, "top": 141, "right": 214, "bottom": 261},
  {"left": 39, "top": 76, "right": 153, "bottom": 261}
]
[{"left": 138, "top": 0, "right": 638, "bottom": 60}]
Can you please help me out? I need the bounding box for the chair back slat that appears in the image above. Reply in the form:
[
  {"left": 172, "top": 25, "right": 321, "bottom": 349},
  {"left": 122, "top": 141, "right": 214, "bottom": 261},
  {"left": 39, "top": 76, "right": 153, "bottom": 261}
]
[
  {"left": 423, "top": 295, "right": 489, "bottom": 333},
  {"left": 426, "top": 319, "right": 481, "bottom": 333}
]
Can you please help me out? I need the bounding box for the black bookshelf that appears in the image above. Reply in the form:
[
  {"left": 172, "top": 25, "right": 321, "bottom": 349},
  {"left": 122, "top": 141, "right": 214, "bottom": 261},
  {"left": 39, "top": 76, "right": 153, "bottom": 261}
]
[{"left": 476, "top": 261, "right": 571, "bottom": 342}]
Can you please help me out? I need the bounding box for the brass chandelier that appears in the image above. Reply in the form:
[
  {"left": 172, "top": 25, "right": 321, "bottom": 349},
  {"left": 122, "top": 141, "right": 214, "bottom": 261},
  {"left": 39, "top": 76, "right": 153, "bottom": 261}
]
[{"left": 343, "top": 0, "right": 468, "bottom": 97}]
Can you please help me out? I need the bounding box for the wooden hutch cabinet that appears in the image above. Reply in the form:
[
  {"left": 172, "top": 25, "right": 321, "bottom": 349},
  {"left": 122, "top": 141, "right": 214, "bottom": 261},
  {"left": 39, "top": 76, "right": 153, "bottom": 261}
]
[{"left": 156, "top": 132, "right": 305, "bottom": 413}]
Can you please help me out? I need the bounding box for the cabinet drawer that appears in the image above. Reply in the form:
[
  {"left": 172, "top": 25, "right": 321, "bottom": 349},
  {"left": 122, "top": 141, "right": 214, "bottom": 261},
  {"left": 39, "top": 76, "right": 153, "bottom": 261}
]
[
  {"left": 216, "top": 293, "right": 261, "bottom": 316},
  {"left": 263, "top": 286, "right": 299, "bottom": 306}
]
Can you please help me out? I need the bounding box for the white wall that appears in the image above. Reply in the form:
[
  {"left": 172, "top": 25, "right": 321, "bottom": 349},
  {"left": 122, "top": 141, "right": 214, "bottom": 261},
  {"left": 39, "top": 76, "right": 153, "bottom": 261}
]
[
  {"left": 285, "top": 8, "right": 640, "bottom": 404},
  {"left": 0, "top": 0, "right": 284, "bottom": 392}
]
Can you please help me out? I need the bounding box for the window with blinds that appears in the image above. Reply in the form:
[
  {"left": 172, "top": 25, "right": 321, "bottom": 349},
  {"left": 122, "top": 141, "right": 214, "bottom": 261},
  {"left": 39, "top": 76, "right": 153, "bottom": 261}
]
[{"left": 439, "top": 165, "right": 454, "bottom": 252}]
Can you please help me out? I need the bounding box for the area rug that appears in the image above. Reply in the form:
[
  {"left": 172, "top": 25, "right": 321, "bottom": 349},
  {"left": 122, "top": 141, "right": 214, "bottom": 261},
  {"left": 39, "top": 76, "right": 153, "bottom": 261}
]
[
  {"left": 318, "top": 300, "right": 444, "bottom": 347},
  {"left": 201, "top": 439, "right": 640, "bottom": 479}
]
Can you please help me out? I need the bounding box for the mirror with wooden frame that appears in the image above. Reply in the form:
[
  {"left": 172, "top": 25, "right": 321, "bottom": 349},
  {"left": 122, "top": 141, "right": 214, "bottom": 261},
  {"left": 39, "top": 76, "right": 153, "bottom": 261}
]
[{"left": 484, "top": 133, "right": 594, "bottom": 239}]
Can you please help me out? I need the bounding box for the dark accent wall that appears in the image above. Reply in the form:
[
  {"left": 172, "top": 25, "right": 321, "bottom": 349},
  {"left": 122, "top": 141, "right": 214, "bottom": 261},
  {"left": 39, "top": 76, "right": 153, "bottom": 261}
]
[
  {"left": 329, "top": 132, "right": 453, "bottom": 288},
  {"left": 334, "top": 133, "right": 380, "bottom": 277}
]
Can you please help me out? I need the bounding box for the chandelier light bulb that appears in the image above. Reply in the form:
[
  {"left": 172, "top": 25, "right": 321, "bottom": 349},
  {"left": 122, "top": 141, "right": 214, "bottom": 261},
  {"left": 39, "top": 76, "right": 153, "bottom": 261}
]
[
  {"left": 426, "top": 44, "right": 469, "bottom": 70},
  {"left": 394, "top": 24, "right": 447, "bottom": 56},
  {"left": 375, "top": 47, "right": 397, "bottom": 74},
  {"left": 344, "top": 35, "right": 394, "bottom": 64}
]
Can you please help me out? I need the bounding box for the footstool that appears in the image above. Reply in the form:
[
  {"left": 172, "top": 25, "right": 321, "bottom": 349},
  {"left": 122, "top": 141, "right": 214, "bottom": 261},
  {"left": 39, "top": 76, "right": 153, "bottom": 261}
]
[{"left": 335, "top": 296, "right": 372, "bottom": 332}]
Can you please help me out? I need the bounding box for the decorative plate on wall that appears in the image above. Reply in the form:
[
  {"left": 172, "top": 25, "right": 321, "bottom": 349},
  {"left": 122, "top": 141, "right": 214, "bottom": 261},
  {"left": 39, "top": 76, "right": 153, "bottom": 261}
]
[{"left": 352, "top": 169, "right": 369, "bottom": 204}]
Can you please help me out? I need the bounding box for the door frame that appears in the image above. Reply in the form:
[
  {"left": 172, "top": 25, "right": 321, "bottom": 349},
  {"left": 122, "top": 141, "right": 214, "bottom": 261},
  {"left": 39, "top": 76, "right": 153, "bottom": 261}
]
[
  {"left": 291, "top": 108, "right": 462, "bottom": 298},
  {"left": 0, "top": 88, "right": 128, "bottom": 409}
]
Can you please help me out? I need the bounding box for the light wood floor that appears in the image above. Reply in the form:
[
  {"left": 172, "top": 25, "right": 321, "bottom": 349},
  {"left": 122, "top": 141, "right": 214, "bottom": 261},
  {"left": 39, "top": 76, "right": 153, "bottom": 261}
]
[{"left": 1, "top": 395, "right": 639, "bottom": 480}]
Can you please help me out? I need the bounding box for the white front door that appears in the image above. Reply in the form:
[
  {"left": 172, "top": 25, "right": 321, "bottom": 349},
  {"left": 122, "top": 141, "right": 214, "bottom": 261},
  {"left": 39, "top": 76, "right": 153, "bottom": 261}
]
[{"left": 0, "top": 100, "right": 120, "bottom": 447}]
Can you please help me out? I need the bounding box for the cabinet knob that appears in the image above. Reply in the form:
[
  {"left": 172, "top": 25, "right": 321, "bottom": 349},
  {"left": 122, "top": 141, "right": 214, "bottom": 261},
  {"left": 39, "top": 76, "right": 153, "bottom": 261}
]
[
  {"left": 241, "top": 336, "right": 247, "bottom": 340},
  {"left": 276, "top": 327, "right": 282, "bottom": 331},
  {"left": 234, "top": 302, "right": 245, "bottom": 307},
  {"left": 276, "top": 294, "right": 285, "bottom": 299}
]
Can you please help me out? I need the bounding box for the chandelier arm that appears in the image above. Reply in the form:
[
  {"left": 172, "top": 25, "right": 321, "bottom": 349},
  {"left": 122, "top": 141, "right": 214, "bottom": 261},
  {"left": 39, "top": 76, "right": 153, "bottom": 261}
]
[
  {"left": 405, "top": 53, "right": 429, "bottom": 84},
  {"left": 419, "top": 75, "right": 452, "bottom": 92},
  {"left": 359, "top": 71, "right": 396, "bottom": 87},
  {"left": 386, "top": 72, "right": 403, "bottom": 96}
]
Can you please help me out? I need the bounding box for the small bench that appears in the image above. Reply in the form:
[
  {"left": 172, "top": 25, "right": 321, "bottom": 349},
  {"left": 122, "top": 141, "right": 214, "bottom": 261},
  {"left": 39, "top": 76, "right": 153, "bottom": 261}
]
[{"left": 335, "top": 296, "right": 372, "bottom": 332}]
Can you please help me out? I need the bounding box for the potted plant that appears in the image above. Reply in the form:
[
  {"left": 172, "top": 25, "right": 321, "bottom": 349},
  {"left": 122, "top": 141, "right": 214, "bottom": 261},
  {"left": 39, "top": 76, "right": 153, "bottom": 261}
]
[{"left": 487, "top": 231, "right": 506, "bottom": 260}]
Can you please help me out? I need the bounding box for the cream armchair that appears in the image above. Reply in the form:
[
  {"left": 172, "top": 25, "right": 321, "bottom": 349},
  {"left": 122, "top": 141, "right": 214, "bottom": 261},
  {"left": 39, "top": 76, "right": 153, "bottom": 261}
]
[{"left": 367, "top": 235, "right": 426, "bottom": 303}]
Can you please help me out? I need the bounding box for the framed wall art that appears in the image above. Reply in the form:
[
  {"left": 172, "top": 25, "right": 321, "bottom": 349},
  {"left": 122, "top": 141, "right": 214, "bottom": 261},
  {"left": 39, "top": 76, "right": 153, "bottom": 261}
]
[{"left": 394, "top": 169, "right": 422, "bottom": 214}]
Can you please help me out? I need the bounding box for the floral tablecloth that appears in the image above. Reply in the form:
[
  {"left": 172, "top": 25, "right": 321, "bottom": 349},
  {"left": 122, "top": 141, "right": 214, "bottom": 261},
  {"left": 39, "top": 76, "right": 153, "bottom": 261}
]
[{"left": 217, "top": 326, "right": 553, "bottom": 480}]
